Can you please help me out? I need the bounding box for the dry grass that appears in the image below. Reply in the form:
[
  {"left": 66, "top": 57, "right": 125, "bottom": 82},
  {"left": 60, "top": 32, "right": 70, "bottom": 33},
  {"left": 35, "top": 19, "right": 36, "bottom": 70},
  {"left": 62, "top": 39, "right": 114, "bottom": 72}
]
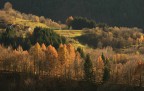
[
  {"left": 11, "top": 18, "right": 48, "bottom": 29},
  {"left": 54, "top": 30, "right": 89, "bottom": 49},
  {"left": 54, "top": 30, "right": 84, "bottom": 38}
]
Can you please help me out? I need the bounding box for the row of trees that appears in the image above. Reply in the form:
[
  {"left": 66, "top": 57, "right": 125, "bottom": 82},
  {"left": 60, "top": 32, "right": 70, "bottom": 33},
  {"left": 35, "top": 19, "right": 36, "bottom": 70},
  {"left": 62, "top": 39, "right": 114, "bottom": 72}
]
[
  {"left": 0, "top": 42, "right": 110, "bottom": 83},
  {"left": 0, "top": 43, "right": 144, "bottom": 86},
  {"left": 0, "top": 27, "right": 66, "bottom": 50},
  {"left": 66, "top": 16, "right": 108, "bottom": 30},
  {"left": 66, "top": 16, "right": 96, "bottom": 30}
]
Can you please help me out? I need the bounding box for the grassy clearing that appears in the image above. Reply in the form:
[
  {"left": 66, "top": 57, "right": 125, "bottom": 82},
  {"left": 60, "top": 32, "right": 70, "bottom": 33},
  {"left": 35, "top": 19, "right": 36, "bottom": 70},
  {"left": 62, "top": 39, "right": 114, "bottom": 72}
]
[
  {"left": 54, "top": 30, "right": 89, "bottom": 49},
  {"left": 11, "top": 18, "right": 48, "bottom": 29},
  {"left": 54, "top": 30, "right": 84, "bottom": 38}
]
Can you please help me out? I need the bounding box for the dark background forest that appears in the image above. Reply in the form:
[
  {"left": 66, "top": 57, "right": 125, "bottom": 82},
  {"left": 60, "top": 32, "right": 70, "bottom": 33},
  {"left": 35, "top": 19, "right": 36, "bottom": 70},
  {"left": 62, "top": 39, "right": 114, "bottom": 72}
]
[{"left": 0, "top": 0, "right": 144, "bottom": 29}]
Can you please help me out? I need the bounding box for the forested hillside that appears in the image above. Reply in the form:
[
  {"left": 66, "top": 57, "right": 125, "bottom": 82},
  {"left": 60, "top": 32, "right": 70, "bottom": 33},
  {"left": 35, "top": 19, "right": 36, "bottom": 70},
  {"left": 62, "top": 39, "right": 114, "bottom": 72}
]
[
  {"left": 1, "top": 1, "right": 144, "bottom": 91},
  {"left": 0, "top": 0, "right": 144, "bottom": 28}
]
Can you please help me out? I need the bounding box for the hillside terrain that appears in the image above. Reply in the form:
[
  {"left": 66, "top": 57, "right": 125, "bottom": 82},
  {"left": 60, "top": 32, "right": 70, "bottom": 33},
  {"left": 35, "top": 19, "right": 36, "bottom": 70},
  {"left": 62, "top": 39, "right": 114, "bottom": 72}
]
[
  {"left": 0, "top": 0, "right": 144, "bottom": 28},
  {"left": 1, "top": 2, "right": 144, "bottom": 91}
]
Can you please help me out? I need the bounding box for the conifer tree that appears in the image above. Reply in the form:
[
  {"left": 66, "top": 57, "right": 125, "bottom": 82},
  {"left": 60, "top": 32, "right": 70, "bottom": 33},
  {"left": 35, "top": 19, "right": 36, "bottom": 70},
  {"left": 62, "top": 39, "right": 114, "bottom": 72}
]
[
  {"left": 101, "top": 53, "right": 110, "bottom": 82},
  {"left": 84, "top": 54, "right": 94, "bottom": 82},
  {"left": 77, "top": 47, "right": 85, "bottom": 59}
]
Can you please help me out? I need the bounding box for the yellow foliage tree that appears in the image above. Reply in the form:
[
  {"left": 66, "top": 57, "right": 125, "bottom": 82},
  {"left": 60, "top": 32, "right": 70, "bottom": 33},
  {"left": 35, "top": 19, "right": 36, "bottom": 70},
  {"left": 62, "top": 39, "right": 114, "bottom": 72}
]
[
  {"left": 74, "top": 52, "right": 83, "bottom": 80},
  {"left": 41, "top": 43, "right": 47, "bottom": 51},
  {"left": 58, "top": 44, "right": 69, "bottom": 65},
  {"left": 133, "top": 61, "right": 144, "bottom": 87},
  {"left": 45, "top": 45, "right": 58, "bottom": 76},
  {"left": 58, "top": 44, "right": 70, "bottom": 77},
  {"left": 29, "top": 42, "right": 43, "bottom": 74},
  {"left": 66, "top": 44, "right": 76, "bottom": 65},
  {"left": 95, "top": 56, "right": 104, "bottom": 83}
]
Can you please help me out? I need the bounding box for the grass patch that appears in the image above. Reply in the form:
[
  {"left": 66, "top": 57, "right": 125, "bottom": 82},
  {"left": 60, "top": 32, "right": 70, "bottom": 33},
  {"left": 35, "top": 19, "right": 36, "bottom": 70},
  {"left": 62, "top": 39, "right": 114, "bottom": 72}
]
[
  {"left": 54, "top": 30, "right": 84, "bottom": 38},
  {"left": 11, "top": 18, "right": 48, "bottom": 29},
  {"left": 54, "top": 30, "right": 89, "bottom": 49}
]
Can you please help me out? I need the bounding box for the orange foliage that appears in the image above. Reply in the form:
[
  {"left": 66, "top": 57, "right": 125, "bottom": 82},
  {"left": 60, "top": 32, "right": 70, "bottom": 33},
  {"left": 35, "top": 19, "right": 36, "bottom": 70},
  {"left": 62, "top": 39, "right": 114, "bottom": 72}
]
[
  {"left": 96, "top": 56, "right": 104, "bottom": 69},
  {"left": 46, "top": 45, "right": 58, "bottom": 59},
  {"left": 58, "top": 44, "right": 69, "bottom": 65},
  {"left": 66, "top": 44, "right": 76, "bottom": 64},
  {"left": 41, "top": 43, "right": 47, "bottom": 51}
]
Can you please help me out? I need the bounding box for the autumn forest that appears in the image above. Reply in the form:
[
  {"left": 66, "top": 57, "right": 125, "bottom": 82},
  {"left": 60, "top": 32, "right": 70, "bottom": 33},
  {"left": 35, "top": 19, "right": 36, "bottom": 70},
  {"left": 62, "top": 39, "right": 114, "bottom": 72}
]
[{"left": 0, "top": 1, "right": 144, "bottom": 91}]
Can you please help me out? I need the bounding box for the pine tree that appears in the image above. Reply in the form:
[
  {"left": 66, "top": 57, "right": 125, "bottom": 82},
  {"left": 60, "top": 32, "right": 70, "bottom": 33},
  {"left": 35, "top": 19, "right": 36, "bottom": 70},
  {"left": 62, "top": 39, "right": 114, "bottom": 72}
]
[
  {"left": 103, "top": 64, "right": 110, "bottom": 82},
  {"left": 84, "top": 54, "right": 94, "bottom": 82},
  {"left": 101, "top": 53, "right": 106, "bottom": 64},
  {"left": 77, "top": 47, "right": 85, "bottom": 59},
  {"left": 101, "top": 53, "right": 110, "bottom": 82}
]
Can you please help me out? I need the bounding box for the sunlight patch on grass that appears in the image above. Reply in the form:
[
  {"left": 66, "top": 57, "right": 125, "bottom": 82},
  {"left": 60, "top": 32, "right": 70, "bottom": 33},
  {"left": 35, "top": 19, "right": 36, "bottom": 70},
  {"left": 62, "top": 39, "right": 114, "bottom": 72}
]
[
  {"left": 11, "top": 18, "right": 48, "bottom": 29},
  {"left": 54, "top": 30, "right": 84, "bottom": 38},
  {"left": 54, "top": 30, "right": 88, "bottom": 49}
]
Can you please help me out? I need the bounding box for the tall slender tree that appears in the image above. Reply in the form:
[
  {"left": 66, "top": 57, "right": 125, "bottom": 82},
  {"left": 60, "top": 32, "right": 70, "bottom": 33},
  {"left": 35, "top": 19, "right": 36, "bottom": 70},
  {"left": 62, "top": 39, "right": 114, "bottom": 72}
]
[
  {"left": 101, "top": 53, "right": 110, "bottom": 82},
  {"left": 29, "top": 42, "right": 43, "bottom": 74},
  {"left": 84, "top": 54, "right": 94, "bottom": 82}
]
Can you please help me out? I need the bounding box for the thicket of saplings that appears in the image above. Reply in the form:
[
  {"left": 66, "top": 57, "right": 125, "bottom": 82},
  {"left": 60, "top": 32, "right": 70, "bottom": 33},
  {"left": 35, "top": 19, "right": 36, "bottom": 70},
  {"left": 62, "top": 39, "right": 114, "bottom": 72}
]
[{"left": 76, "top": 27, "right": 144, "bottom": 49}]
